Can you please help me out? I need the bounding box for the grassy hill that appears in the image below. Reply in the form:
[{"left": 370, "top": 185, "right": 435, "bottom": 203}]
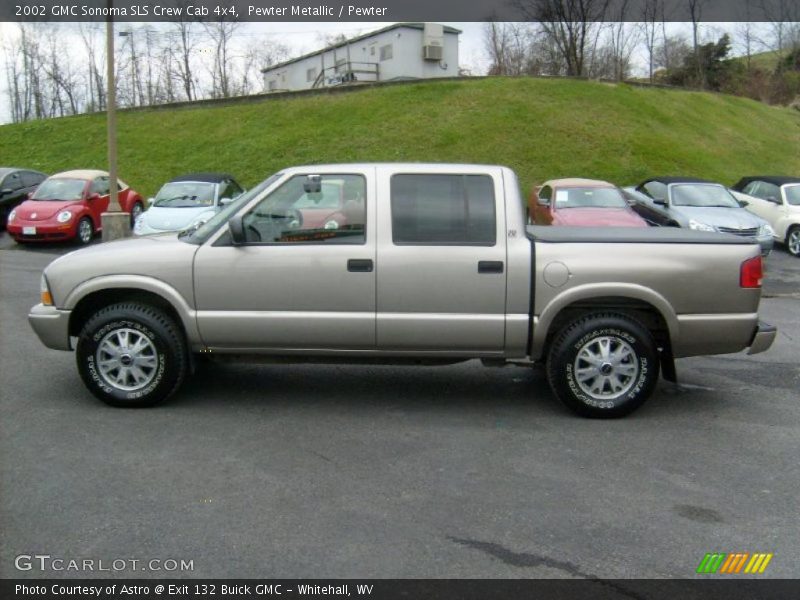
[{"left": 0, "top": 77, "right": 798, "bottom": 198}]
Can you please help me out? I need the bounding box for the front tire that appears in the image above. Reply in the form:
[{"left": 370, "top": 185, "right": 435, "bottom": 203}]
[
  {"left": 546, "top": 313, "right": 660, "bottom": 418},
  {"left": 786, "top": 226, "right": 800, "bottom": 257},
  {"left": 76, "top": 217, "right": 94, "bottom": 245},
  {"left": 76, "top": 303, "right": 188, "bottom": 407}
]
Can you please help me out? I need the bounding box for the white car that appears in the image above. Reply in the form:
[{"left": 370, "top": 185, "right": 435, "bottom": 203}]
[
  {"left": 134, "top": 173, "right": 244, "bottom": 236},
  {"left": 731, "top": 176, "right": 800, "bottom": 257}
]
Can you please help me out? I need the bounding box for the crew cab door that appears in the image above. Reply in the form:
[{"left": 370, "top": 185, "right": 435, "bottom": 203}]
[
  {"left": 375, "top": 167, "right": 507, "bottom": 354},
  {"left": 192, "top": 170, "right": 376, "bottom": 350}
]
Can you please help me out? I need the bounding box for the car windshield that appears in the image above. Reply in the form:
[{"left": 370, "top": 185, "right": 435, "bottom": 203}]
[
  {"left": 785, "top": 185, "right": 800, "bottom": 206},
  {"left": 31, "top": 178, "right": 85, "bottom": 201},
  {"left": 154, "top": 182, "right": 216, "bottom": 208},
  {"left": 181, "top": 174, "right": 282, "bottom": 245},
  {"left": 293, "top": 181, "right": 343, "bottom": 209},
  {"left": 554, "top": 187, "right": 628, "bottom": 209},
  {"left": 671, "top": 184, "right": 740, "bottom": 208}
]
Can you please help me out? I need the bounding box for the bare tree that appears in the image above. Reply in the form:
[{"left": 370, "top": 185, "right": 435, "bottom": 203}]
[
  {"left": 204, "top": 20, "right": 240, "bottom": 98},
  {"left": 687, "top": 0, "right": 705, "bottom": 86},
  {"left": 510, "top": 0, "right": 611, "bottom": 76},
  {"left": 483, "top": 22, "right": 533, "bottom": 76},
  {"left": 239, "top": 39, "right": 290, "bottom": 94},
  {"left": 639, "top": 0, "right": 662, "bottom": 81},
  {"left": 78, "top": 23, "right": 105, "bottom": 111}
]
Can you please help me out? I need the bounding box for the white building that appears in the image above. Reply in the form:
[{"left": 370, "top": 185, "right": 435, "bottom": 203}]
[{"left": 261, "top": 23, "right": 461, "bottom": 92}]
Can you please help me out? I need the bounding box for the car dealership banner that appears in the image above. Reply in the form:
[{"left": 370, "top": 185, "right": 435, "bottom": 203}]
[{"left": 2, "top": 0, "right": 793, "bottom": 22}]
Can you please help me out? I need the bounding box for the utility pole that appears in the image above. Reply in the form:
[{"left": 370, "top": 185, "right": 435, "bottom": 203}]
[{"left": 102, "top": 4, "right": 131, "bottom": 241}]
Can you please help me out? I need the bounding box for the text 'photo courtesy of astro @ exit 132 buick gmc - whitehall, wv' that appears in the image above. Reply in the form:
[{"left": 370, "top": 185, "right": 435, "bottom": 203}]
[{"left": 28, "top": 163, "right": 777, "bottom": 418}]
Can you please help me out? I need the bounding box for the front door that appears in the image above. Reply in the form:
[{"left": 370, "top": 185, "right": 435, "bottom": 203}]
[
  {"left": 193, "top": 171, "right": 376, "bottom": 351},
  {"left": 88, "top": 176, "right": 111, "bottom": 225},
  {"left": 375, "top": 169, "right": 507, "bottom": 354}
]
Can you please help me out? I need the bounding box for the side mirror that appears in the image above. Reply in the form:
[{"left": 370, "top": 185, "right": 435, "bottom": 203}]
[
  {"left": 27, "top": 191, "right": 34, "bottom": 199},
  {"left": 147, "top": 197, "right": 155, "bottom": 206},
  {"left": 228, "top": 214, "right": 245, "bottom": 245},
  {"left": 738, "top": 199, "right": 749, "bottom": 208},
  {"left": 766, "top": 196, "right": 780, "bottom": 204},
  {"left": 653, "top": 198, "right": 667, "bottom": 206},
  {"left": 219, "top": 197, "right": 233, "bottom": 206}
]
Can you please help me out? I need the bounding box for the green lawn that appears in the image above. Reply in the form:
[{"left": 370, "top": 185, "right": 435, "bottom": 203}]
[{"left": 1, "top": 77, "right": 798, "bottom": 198}]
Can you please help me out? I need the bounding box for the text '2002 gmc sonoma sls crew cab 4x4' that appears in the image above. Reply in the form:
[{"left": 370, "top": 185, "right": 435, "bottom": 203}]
[{"left": 29, "top": 164, "right": 777, "bottom": 417}]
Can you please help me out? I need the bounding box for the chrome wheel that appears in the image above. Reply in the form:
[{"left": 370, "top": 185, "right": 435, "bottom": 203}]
[
  {"left": 78, "top": 218, "right": 93, "bottom": 244},
  {"left": 573, "top": 336, "right": 639, "bottom": 400},
  {"left": 788, "top": 229, "right": 800, "bottom": 257},
  {"left": 96, "top": 328, "right": 158, "bottom": 391}
]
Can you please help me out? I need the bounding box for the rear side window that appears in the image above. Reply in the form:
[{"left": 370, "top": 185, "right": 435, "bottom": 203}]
[{"left": 390, "top": 174, "right": 496, "bottom": 245}]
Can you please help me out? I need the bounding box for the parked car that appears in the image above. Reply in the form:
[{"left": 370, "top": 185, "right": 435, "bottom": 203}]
[
  {"left": 7, "top": 170, "right": 144, "bottom": 245},
  {"left": 729, "top": 176, "right": 800, "bottom": 257},
  {"left": 0, "top": 168, "right": 47, "bottom": 229},
  {"left": 134, "top": 173, "right": 244, "bottom": 236},
  {"left": 29, "top": 164, "right": 775, "bottom": 418},
  {"left": 623, "top": 176, "right": 774, "bottom": 256},
  {"left": 529, "top": 178, "right": 648, "bottom": 228}
]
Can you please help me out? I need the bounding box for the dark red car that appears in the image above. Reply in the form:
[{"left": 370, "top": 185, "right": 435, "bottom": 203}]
[
  {"left": 529, "top": 178, "right": 648, "bottom": 228},
  {"left": 7, "top": 169, "right": 144, "bottom": 244}
]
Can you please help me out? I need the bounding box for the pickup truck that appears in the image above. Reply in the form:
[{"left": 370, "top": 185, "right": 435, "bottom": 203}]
[{"left": 29, "top": 164, "right": 777, "bottom": 417}]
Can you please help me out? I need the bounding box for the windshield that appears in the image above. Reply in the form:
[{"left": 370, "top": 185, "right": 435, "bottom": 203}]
[
  {"left": 31, "top": 178, "right": 85, "bottom": 201},
  {"left": 154, "top": 182, "right": 216, "bottom": 208},
  {"left": 181, "top": 174, "right": 282, "bottom": 245},
  {"left": 671, "top": 184, "right": 740, "bottom": 208},
  {"left": 785, "top": 185, "right": 800, "bottom": 206},
  {"left": 293, "top": 181, "right": 343, "bottom": 209},
  {"left": 554, "top": 187, "right": 628, "bottom": 209}
]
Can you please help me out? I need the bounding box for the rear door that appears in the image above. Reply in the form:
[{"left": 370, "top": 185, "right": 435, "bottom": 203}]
[{"left": 375, "top": 167, "right": 507, "bottom": 354}]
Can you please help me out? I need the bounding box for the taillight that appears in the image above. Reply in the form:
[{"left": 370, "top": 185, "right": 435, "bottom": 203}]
[{"left": 740, "top": 256, "right": 763, "bottom": 288}]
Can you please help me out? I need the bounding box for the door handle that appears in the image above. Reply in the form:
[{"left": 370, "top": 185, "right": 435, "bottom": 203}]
[
  {"left": 347, "top": 259, "right": 373, "bottom": 272},
  {"left": 478, "top": 260, "right": 504, "bottom": 274}
]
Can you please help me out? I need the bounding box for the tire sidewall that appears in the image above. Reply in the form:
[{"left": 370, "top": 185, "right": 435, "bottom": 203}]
[
  {"left": 77, "top": 305, "right": 184, "bottom": 407},
  {"left": 548, "top": 315, "right": 659, "bottom": 418},
  {"left": 76, "top": 217, "right": 93, "bottom": 245},
  {"left": 787, "top": 226, "right": 800, "bottom": 257}
]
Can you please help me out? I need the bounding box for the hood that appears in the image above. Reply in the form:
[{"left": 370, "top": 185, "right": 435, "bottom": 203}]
[
  {"left": 139, "top": 206, "right": 216, "bottom": 231},
  {"left": 672, "top": 206, "right": 767, "bottom": 230},
  {"left": 14, "top": 199, "right": 83, "bottom": 221},
  {"left": 553, "top": 207, "right": 648, "bottom": 228}
]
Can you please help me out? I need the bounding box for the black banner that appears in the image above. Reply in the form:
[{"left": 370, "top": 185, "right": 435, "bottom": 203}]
[
  {"left": 3, "top": 0, "right": 798, "bottom": 22},
  {"left": 4, "top": 579, "right": 800, "bottom": 600}
]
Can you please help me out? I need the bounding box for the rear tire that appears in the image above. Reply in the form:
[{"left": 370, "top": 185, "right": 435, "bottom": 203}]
[
  {"left": 76, "top": 302, "right": 188, "bottom": 407},
  {"left": 786, "top": 226, "right": 800, "bottom": 257},
  {"left": 546, "top": 313, "right": 660, "bottom": 418},
  {"left": 130, "top": 202, "right": 144, "bottom": 227}
]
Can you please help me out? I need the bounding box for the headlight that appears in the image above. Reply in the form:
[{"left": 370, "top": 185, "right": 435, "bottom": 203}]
[
  {"left": 688, "top": 219, "right": 715, "bottom": 232},
  {"left": 57, "top": 210, "right": 73, "bottom": 223},
  {"left": 760, "top": 223, "right": 775, "bottom": 237},
  {"left": 323, "top": 220, "right": 340, "bottom": 230},
  {"left": 40, "top": 274, "right": 53, "bottom": 306},
  {"left": 8, "top": 209, "right": 17, "bottom": 222}
]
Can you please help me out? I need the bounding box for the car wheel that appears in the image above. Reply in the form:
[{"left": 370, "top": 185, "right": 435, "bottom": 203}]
[
  {"left": 546, "top": 313, "right": 660, "bottom": 418},
  {"left": 786, "top": 226, "right": 800, "bottom": 257},
  {"left": 76, "top": 217, "right": 94, "bottom": 245},
  {"left": 76, "top": 302, "right": 188, "bottom": 407},
  {"left": 130, "top": 202, "right": 144, "bottom": 227}
]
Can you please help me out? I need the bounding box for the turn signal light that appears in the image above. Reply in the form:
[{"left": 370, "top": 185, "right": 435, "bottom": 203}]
[
  {"left": 41, "top": 290, "right": 53, "bottom": 306},
  {"left": 740, "top": 256, "right": 763, "bottom": 288}
]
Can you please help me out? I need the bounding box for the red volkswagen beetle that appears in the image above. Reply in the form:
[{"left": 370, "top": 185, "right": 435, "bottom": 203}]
[
  {"left": 529, "top": 178, "right": 648, "bottom": 228},
  {"left": 7, "top": 169, "right": 144, "bottom": 245}
]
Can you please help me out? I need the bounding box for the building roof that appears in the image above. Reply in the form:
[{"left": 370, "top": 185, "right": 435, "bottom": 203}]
[
  {"left": 261, "top": 22, "right": 461, "bottom": 74},
  {"left": 732, "top": 175, "right": 800, "bottom": 189},
  {"left": 544, "top": 178, "right": 616, "bottom": 188},
  {"left": 169, "top": 172, "right": 234, "bottom": 184},
  {"left": 51, "top": 169, "right": 108, "bottom": 180}
]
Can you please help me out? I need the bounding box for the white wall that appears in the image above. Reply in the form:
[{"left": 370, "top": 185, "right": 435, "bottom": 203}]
[{"left": 263, "top": 26, "right": 460, "bottom": 92}]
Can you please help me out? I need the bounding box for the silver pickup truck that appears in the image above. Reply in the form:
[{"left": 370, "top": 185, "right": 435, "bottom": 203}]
[{"left": 29, "top": 163, "right": 777, "bottom": 417}]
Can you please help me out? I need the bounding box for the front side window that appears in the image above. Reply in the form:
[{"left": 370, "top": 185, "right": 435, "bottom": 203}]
[
  {"left": 242, "top": 174, "right": 366, "bottom": 244},
  {"left": 553, "top": 187, "right": 628, "bottom": 209},
  {"left": 670, "top": 184, "right": 739, "bottom": 208},
  {"left": 641, "top": 181, "right": 667, "bottom": 201},
  {"left": 90, "top": 177, "right": 110, "bottom": 196},
  {"left": 155, "top": 182, "right": 216, "bottom": 208},
  {"left": 538, "top": 186, "right": 552, "bottom": 204},
  {"left": 784, "top": 185, "right": 800, "bottom": 206},
  {"left": 758, "top": 182, "right": 781, "bottom": 201},
  {"left": 31, "top": 178, "right": 86, "bottom": 201},
  {"left": 391, "top": 174, "right": 496, "bottom": 245},
  {"left": 219, "top": 180, "right": 243, "bottom": 201}
]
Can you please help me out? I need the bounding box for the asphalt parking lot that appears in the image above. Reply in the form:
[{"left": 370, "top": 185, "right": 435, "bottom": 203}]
[{"left": 0, "top": 231, "right": 798, "bottom": 580}]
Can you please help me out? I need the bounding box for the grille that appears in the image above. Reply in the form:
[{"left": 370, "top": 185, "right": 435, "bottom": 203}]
[{"left": 718, "top": 226, "right": 758, "bottom": 237}]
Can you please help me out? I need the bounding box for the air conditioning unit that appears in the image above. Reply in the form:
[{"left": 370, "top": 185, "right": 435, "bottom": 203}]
[{"left": 423, "top": 45, "right": 443, "bottom": 61}]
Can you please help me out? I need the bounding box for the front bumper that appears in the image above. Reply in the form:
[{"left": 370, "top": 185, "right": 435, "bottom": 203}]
[
  {"left": 748, "top": 321, "right": 777, "bottom": 355},
  {"left": 8, "top": 219, "right": 76, "bottom": 242},
  {"left": 28, "top": 303, "right": 72, "bottom": 351}
]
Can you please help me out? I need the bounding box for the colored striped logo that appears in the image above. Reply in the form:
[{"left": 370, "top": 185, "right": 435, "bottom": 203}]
[{"left": 696, "top": 553, "right": 773, "bottom": 574}]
